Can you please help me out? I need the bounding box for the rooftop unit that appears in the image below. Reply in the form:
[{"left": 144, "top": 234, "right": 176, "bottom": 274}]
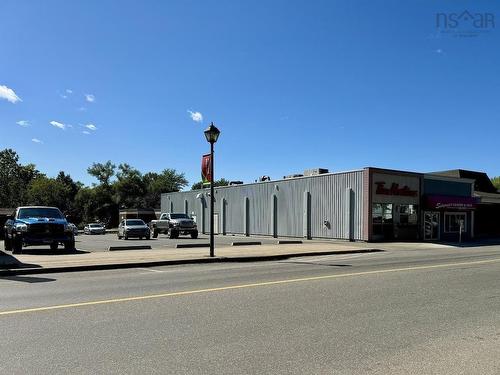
[
  {"left": 283, "top": 174, "right": 304, "bottom": 179},
  {"left": 303, "top": 168, "right": 329, "bottom": 176}
]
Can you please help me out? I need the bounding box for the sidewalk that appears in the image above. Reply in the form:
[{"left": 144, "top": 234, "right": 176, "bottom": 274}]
[{"left": 0, "top": 241, "right": 380, "bottom": 276}]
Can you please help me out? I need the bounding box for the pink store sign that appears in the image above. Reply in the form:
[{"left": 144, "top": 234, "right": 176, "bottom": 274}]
[{"left": 425, "top": 195, "right": 478, "bottom": 210}]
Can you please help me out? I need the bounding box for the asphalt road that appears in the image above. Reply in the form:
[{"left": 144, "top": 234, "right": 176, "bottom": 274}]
[{"left": 1, "top": 245, "right": 500, "bottom": 374}]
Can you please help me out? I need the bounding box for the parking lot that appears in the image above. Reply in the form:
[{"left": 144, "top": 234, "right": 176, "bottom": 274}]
[{"left": 70, "top": 232, "right": 282, "bottom": 252}]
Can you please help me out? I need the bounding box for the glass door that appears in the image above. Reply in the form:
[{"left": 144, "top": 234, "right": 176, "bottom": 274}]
[{"left": 424, "top": 212, "right": 440, "bottom": 240}]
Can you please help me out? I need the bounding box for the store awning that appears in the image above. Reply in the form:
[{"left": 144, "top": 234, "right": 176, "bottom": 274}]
[{"left": 424, "top": 195, "right": 479, "bottom": 210}]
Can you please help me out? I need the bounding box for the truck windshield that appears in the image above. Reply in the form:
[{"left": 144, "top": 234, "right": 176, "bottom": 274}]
[
  {"left": 18, "top": 208, "right": 64, "bottom": 219},
  {"left": 169, "top": 214, "right": 190, "bottom": 219}
]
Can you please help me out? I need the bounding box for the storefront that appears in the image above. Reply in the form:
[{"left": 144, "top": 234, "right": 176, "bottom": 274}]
[
  {"left": 162, "top": 166, "right": 483, "bottom": 243},
  {"left": 422, "top": 175, "right": 477, "bottom": 242},
  {"left": 368, "top": 169, "right": 421, "bottom": 241},
  {"left": 422, "top": 195, "right": 477, "bottom": 241}
]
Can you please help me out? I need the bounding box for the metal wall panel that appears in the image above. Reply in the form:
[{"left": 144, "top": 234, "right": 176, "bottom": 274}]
[{"left": 161, "top": 170, "right": 366, "bottom": 240}]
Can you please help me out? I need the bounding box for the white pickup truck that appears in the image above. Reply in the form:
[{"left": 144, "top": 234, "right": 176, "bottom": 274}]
[{"left": 149, "top": 213, "right": 198, "bottom": 239}]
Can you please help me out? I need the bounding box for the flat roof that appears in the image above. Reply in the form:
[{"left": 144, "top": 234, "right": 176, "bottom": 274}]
[{"left": 169, "top": 168, "right": 366, "bottom": 195}]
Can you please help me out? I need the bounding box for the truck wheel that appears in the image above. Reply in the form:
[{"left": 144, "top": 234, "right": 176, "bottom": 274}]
[
  {"left": 12, "top": 237, "right": 22, "bottom": 254},
  {"left": 64, "top": 239, "right": 76, "bottom": 252},
  {"left": 50, "top": 242, "right": 59, "bottom": 251},
  {"left": 191, "top": 230, "right": 198, "bottom": 239},
  {"left": 4, "top": 233, "right": 12, "bottom": 251},
  {"left": 169, "top": 229, "right": 178, "bottom": 239}
]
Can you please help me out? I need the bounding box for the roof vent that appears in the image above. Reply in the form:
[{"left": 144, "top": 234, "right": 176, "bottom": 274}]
[
  {"left": 283, "top": 174, "right": 304, "bottom": 179},
  {"left": 303, "top": 168, "right": 329, "bottom": 176}
]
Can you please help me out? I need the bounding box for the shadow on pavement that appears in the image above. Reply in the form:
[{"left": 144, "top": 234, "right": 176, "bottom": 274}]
[
  {"left": 16, "top": 248, "right": 90, "bottom": 255},
  {"left": 0, "top": 275, "right": 56, "bottom": 283},
  {"left": 280, "top": 260, "right": 353, "bottom": 267},
  {"left": 0, "top": 250, "right": 41, "bottom": 269},
  {"left": 441, "top": 238, "right": 500, "bottom": 248}
]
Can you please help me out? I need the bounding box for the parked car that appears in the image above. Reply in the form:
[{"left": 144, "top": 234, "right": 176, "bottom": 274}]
[
  {"left": 83, "top": 223, "right": 106, "bottom": 235},
  {"left": 150, "top": 213, "right": 198, "bottom": 239},
  {"left": 117, "top": 219, "right": 150, "bottom": 240},
  {"left": 68, "top": 223, "right": 79, "bottom": 236},
  {"left": 3, "top": 206, "right": 75, "bottom": 254}
]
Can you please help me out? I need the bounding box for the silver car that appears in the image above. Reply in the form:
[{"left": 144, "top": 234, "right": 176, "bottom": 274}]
[
  {"left": 117, "top": 219, "right": 150, "bottom": 240},
  {"left": 83, "top": 223, "right": 106, "bottom": 235}
]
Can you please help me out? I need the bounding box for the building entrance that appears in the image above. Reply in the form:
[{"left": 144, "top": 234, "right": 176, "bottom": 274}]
[{"left": 424, "top": 212, "right": 440, "bottom": 241}]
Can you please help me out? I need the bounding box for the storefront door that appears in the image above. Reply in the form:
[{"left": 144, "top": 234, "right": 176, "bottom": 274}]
[{"left": 424, "top": 212, "right": 440, "bottom": 241}]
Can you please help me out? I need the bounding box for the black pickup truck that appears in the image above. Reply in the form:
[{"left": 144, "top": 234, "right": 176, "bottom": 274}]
[{"left": 3, "top": 206, "right": 75, "bottom": 254}]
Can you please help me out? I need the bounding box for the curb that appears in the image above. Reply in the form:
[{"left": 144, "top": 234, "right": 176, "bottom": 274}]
[
  {"left": 277, "top": 240, "right": 303, "bottom": 244},
  {"left": 108, "top": 245, "right": 153, "bottom": 251},
  {"left": 0, "top": 249, "right": 382, "bottom": 276},
  {"left": 232, "top": 241, "right": 262, "bottom": 246},
  {"left": 176, "top": 243, "right": 210, "bottom": 249}
]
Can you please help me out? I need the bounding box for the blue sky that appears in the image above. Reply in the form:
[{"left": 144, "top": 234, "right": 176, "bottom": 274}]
[{"left": 1, "top": 0, "right": 499, "bottom": 188}]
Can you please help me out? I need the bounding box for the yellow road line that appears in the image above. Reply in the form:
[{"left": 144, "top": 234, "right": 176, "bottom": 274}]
[{"left": 1, "top": 257, "right": 500, "bottom": 316}]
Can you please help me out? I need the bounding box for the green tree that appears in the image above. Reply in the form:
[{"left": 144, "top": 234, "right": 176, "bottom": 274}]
[
  {"left": 491, "top": 177, "right": 500, "bottom": 191},
  {"left": 56, "top": 172, "right": 83, "bottom": 222},
  {"left": 0, "top": 148, "right": 42, "bottom": 207},
  {"left": 87, "top": 161, "right": 116, "bottom": 186},
  {"left": 143, "top": 169, "right": 189, "bottom": 208},
  {"left": 74, "top": 187, "right": 98, "bottom": 225},
  {"left": 114, "top": 163, "right": 146, "bottom": 209},
  {"left": 84, "top": 161, "right": 117, "bottom": 226},
  {"left": 191, "top": 178, "right": 230, "bottom": 190},
  {"left": 26, "top": 176, "right": 71, "bottom": 210}
]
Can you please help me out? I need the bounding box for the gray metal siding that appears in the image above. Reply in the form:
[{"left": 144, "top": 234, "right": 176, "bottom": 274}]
[{"left": 162, "top": 170, "right": 365, "bottom": 240}]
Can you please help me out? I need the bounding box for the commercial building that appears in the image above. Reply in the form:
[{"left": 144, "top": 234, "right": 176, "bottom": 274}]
[{"left": 161, "top": 167, "right": 499, "bottom": 242}]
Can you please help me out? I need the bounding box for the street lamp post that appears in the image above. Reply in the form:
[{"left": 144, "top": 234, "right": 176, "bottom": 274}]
[{"left": 204, "top": 122, "right": 220, "bottom": 257}]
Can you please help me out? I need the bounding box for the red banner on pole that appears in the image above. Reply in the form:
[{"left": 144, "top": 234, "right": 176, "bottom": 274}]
[{"left": 201, "top": 154, "right": 212, "bottom": 183}]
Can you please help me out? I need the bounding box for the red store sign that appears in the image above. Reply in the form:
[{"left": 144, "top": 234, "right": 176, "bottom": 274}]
[{"left": 375, "top": 182, "right": 418, "bottom": 197}]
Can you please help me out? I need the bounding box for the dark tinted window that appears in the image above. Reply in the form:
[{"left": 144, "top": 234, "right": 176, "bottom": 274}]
[
  {"left": 170, "top": 214, "right": 190, "bottom": 219},
  {"left": 126, "top": 220, "right": 145, "bottom": 226},
  {"left": 18, "top": 208, "right": 63, "bottom": 219}
]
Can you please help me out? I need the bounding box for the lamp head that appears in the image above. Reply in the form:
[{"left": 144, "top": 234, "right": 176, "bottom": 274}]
[{"left": 204, "top": 122, "right": 220, "bottom": 144}]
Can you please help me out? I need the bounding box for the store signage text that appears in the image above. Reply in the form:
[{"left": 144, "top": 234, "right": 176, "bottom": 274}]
[
  {"left": 375, "top": 182, "right": 418, "bottom": 197},
  {"left": 435, "top": 202, "right": 474, "bottom": 210}
]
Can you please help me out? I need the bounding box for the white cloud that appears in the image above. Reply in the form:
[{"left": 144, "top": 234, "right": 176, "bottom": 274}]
[
  {"left": 77, "top": 106, "right": 87, "bottom": 111},
  {"left": 82, "top": 130, "right": 90, "bottom": 135},
  {"left": 66, "top": 89, "right": 73, "bottom": 94},
  {"left": 60, "top": 94, "right": 68, "bottom": 99},
  {"left": 16, "top": 120, "right": 30, "bottom": 127},
  {"left": 85, "top": 94, "right": 95, "bottom": 103},
  {"left": 436, "top": 48, "right": 443, "bottom": 54},
  {"left": 188, "top": 110, "right": 203, "bottom": 123},
  {"left": 32, "top": 138, "right": 43, "bottom": 144},
  {"left": 0, "top": 85, "right": 22, "bottom": 103},
  {"left": 50, "top": 120, "right": 66, "bottom": 130},
  {"left": 85, "top": 123, "right": 97, "bottom": 131}
]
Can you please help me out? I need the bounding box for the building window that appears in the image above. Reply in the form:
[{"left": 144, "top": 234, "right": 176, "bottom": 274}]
[
  {"left": 444, "top": 213, "right": 466, "bottom": 233},
  {"left": 397, "top": 204, "right": 418, "bottom": 226},
  {"left": 372, "top": 203, "right": 393, "bottom": 235}
]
